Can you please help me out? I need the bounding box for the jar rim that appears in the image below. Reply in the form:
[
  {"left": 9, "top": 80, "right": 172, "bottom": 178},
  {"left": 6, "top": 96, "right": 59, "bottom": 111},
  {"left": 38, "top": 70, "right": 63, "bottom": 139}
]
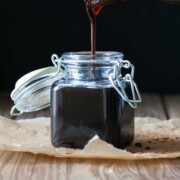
[{"left": 61, "top": 51, "right": 124, "bottom": 64}]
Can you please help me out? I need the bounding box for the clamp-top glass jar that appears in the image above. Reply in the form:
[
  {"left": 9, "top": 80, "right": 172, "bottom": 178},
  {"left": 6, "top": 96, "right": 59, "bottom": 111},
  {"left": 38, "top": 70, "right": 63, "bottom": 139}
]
[{"left": 51, "top": 51, "right": 141, "bottom": 149}]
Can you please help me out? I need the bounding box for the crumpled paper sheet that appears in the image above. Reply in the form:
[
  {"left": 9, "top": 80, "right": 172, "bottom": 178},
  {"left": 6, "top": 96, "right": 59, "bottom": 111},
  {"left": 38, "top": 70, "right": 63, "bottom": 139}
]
[{"left": 0, "top": 116, "right": 179, "bottom": 160}]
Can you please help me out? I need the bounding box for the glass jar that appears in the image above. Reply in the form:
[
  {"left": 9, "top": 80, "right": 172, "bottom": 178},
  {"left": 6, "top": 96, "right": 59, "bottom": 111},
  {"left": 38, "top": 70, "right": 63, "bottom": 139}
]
[{"left": 50, "top": 51, "right": 141, "bottom": 149}]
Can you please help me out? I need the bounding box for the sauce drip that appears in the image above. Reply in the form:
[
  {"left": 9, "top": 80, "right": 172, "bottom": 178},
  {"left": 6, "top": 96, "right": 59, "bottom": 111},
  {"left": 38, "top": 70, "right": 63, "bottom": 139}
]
[
  {"left": 85, "top": 0, "right": 180, "bottom": 55},
  {"left": 85, "top": 0, "right": 126, "bottom": 55}
]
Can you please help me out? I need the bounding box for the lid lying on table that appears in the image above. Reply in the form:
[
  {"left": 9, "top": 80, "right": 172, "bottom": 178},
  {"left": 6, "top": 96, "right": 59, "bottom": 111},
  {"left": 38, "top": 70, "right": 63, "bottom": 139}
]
[{"left": 11, "top": 64, "right": 64, "bottom": 116}]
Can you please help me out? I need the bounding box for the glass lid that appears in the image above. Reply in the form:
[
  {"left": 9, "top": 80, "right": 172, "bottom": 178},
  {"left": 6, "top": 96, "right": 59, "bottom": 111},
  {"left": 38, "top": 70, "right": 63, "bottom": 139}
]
[{"left": 11, "top": 58, "right": 64, "bottom": 116}]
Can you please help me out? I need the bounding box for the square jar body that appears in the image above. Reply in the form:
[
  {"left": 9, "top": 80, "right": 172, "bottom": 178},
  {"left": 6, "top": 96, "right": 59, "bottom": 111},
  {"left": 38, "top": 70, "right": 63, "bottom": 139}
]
[{"left": 51, "top": 80, "right": 134, "bottom": 149}]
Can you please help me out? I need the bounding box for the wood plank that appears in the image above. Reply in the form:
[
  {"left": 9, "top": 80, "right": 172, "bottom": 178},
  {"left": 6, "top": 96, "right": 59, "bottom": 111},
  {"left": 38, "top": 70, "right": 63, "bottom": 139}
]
[
  {"left": 31, "top": 157, "right": 180, "bottom": 180},
  {"left": 0, "top": 152, "right": 38, "bottom": 180},
  {"left": 135, "top": 94, "right": 167, "bottom": 119},
  {"left": 164, "top": 95, "right": 180, "bottom": 119},
  {"left": 0, "top": 154, "right": 179, "bottom": 180}
]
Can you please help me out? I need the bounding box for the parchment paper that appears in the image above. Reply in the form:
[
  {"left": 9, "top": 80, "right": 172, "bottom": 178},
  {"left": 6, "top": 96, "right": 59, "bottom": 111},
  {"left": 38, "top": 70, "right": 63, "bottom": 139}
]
[{"left": 0, "top": 116, "right": 179, "bottom": 160}]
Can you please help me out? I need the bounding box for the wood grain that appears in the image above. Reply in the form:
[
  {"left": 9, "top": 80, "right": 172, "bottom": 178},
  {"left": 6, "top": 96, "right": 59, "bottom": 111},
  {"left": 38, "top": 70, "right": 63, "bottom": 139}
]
[
  {"left": 0, "top": 152, "right": 38, "bottom": 180},
  {"left": 164, "top": 95, "right": 180, "bottom": 119},
  {"left": 135, "top": 94, "right": 167, "bottom": 119},
  {"left": 31, "top": 157, "right": 180, "bottom": 180},
  {"left": 0, "top": 153, "right": 179, "bottom": 180},
  {"left": 0, "top": 92, "right": 180, "bottom": 180}
]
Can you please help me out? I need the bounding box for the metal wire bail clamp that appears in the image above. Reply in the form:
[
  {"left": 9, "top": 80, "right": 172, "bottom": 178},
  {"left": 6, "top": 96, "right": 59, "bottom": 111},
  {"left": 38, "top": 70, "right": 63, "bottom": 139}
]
[
  {"left": 109, "top": 60, "right": 142, "bottom": 108},
  {"left": 51, "top": 54, "right": 62, "bottom": 76}
]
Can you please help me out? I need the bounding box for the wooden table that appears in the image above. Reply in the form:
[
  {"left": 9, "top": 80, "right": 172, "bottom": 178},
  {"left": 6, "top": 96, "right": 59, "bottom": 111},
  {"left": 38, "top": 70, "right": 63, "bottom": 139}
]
[{"left": 0, "top": 92, "right": 180, "bottom": 180}]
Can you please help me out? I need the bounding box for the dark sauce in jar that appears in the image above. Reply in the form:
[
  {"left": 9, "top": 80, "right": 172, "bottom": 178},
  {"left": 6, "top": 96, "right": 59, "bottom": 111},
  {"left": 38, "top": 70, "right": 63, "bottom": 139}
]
[{"left": 51, "top": 85, "right": 134, "bottom": 149}]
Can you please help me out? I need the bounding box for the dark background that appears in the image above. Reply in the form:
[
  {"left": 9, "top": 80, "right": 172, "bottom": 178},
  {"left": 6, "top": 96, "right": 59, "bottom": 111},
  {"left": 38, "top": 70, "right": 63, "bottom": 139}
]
[{"left": 0, "top": 0, "right": 180, "bottom": 93}]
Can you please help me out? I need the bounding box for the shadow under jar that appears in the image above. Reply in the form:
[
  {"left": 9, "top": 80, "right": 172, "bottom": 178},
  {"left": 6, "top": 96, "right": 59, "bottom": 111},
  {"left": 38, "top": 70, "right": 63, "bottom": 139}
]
[{"left": 51, "top": 52, "right": 141, "bottom": 149}]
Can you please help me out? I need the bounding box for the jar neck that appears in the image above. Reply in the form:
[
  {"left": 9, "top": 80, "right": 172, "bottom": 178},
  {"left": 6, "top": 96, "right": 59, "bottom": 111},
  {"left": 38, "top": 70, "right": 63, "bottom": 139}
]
[
  {"left": 64, "top": 64, "right": 115, "bottom": 80},
  {"left": 61, "top": 51, "right": 124, "bottom": 81}
]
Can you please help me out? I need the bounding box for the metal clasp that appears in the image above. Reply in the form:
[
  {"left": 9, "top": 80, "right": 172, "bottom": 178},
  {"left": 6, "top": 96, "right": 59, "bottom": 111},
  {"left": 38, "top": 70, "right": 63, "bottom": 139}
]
[
  {"left": 109, "top": 60, "right": 142, "bottom": 108},
  {"left": 10, "top": 105, "right": 23, "bottom": 116},
  {"left": 51, "top": 54, "right": 62, "bottom": 76}
]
